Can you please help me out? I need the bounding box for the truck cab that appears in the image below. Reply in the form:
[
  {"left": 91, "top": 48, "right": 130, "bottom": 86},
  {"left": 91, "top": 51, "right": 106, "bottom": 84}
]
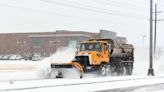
[
  {"left": 77, "top": 40, "right": 110, "bottom": 65},
  {"left": 73, "top": 39, "right": 113, "bottom": 75}
]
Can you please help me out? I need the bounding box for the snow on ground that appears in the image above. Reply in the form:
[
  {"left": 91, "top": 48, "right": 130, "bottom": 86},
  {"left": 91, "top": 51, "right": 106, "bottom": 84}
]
[
  {"left": 127, "top": 83, "right": 164, "bottom": 92},
  {"left": 0, "top": 47, "right": 76, "bottom": 81},
  {"left": 1, "top": 76, "right": 164, "bottom": 92},
  {"left": 2, "top": 46, "right": 164, "bottom": 81},
  {"left": 0, "top": 47, "right": 164, "bottom": 91},
  {"left": 154, "top": 90, "right": 164, "bottom": 92},
  {"left": 0, "top": 59, "right": 51, "bottom": 81}
]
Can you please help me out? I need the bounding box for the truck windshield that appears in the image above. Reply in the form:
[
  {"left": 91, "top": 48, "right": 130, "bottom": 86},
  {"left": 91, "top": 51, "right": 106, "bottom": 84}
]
[{"left": 80, "top": 43, "right": 102, "bottom": 52}]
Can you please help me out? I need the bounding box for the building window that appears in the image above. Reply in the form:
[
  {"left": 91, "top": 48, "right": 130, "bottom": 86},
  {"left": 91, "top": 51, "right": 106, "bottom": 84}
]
[
  {"left": 57, "top": 40, "right": 60, "bottom": 43},
  {"left": 49, "top": 39, "right": 60, "bottom": 45},
  {"left": 68, "top": 39, "right": 77, "bottom": 48},
  {"left": 16, "top": 40, "right": 20, "bottom": 45},
  {"left": 32, "top": 38, "right": 43, "bottom": 48},
  {"left": 49, "top": 40, "right": 53, "bottom": 44},
  {"left": 24, "top": 41, "right": 26, "bottom": 44},
  {"left": 16, "top": 40, "right": 26, "bottom": 46}
]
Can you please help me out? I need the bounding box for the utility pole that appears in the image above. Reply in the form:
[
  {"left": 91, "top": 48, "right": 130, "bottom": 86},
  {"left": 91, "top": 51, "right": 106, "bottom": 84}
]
[
  {"left": 154, "top": 4, "right": 157, "bottom": 59},
  {"left": 153, "top": 4, "right": 163, "bottom": 59},
  {"left": 148, "top": 0, "right": 154, "bottom": 76}
]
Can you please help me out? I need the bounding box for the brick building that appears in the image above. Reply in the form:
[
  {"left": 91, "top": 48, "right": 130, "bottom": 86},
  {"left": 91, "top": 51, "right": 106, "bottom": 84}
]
[
  {"left": 0, "top": 30, "right": 98, "bottom": 57},
  {"left": 0, "top": 30, "right": 126, "bottom": 58}
]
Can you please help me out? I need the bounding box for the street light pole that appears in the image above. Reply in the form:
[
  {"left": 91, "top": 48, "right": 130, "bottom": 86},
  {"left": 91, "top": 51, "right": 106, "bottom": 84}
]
[
  {"left": 148, "top": 0, "right": 154, "bottom": 76},
  {"left": 143, "top": 35, "right": 146, "bottom": 47}
]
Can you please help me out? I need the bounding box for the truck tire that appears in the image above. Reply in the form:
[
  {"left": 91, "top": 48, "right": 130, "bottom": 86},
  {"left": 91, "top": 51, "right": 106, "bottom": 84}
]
[
  {"left": 117, "top": 65, "right": 124, "bottom": 75},
  {"left": 80, "top": 75, "right": 83, "bottom": 79},
  {"left": 126, "top": 65, "right": 133, "bottom": 75},
  {"left": 115, "top": 62, "right": 124, "bottom": 75},
  {"left": 56, "top": 72, "right": 64, "bottom": 78},
  {"left": 98, "top": 65, "right": 107, "bottom": 76}
]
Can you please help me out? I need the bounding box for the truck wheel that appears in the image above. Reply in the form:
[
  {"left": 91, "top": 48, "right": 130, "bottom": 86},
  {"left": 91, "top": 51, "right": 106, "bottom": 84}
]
[
  {"left": 56, "top": 72, "right": 64, "bottom": 78},
  {"left": 115, "top": 63, "right": 124, "bottom": 76},
  {"left": 99, "top": 65, "right": 107, "bottom": 76},
  {"left": 117, "top": 66, "right": 124, "bottom": 75},
  {"left": 126, "top": 66, "right": 133, "bottom": 75},
  {"left": 80, "top": 75, "right": 83, "bottom": 79}
]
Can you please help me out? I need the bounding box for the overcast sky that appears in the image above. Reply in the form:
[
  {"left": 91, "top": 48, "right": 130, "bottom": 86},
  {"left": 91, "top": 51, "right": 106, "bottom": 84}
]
[{"left": 0, "top": 0, "right": 164, "bottom": 47}]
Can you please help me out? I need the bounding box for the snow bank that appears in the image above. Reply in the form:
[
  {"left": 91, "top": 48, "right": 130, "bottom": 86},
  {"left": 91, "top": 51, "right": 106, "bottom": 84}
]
[
  {"left": 0, "top": 47, "right": 76, "bottom": 81},
  {"left": 0, "top": 60, "right": 50, "bottom": 81}
]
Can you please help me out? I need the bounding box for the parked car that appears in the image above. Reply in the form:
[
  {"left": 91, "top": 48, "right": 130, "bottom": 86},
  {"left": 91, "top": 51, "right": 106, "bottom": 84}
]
[
  {"left": 0, "top": 55, "right": 4, "bottom": 60},
  {"left": 15, "top": 55, "right": 22, "bottom": 60},
  {"left": 32, "top": 55, "right": 42, "bottom": 61},
  {"left": 2, "top": 55, "right": 11, "bottom": 60},
  {"left": 10, "top": 55, "right": 22, "bottom": 60},
  {"left": 9, "top": 55, "right": 16, "bottom": 60},
  {"left": 24, "top": 54, "right": 32, "bottom": 60}
]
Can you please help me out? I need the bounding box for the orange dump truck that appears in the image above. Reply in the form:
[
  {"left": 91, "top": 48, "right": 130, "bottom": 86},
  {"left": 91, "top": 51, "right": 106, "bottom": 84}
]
[{"left": 51, "top": 39, "right": 134, "bottom": 78}]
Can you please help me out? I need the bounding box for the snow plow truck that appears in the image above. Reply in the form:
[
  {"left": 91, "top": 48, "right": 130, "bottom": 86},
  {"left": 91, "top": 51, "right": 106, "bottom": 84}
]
[{"left": 51, "top": 38, "right": 134, "bottom": 78}]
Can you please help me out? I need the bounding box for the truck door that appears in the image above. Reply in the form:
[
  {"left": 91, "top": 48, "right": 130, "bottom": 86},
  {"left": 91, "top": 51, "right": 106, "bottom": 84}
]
[{"left": 102, "top": 43, "right": 109, "bottom": 62}]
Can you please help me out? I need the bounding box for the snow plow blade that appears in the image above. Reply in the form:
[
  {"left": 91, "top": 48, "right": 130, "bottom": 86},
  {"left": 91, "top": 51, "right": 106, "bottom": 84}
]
[
  {"left": 50, "top": 62, "right": 84, "bottom": 79},
  {"left": 51, "top": 64, "right": 73, "bottom": 68}
]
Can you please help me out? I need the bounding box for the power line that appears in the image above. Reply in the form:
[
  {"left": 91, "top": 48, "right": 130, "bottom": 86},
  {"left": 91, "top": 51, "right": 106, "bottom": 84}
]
[
  {"left": 104, "top": 0, "right": 149, "bottom": 9},
  {"left": 41, "top": 0, "right": 148, "bottom": 19},
  {"left": 0, "top": 3, "right": 146, "bottom": 27},
  {"left": 89, "top": 0, "right": 148, "bottom": 11},
  {"left": 60, "top": 0, "right": 147, "bottom": 15}
]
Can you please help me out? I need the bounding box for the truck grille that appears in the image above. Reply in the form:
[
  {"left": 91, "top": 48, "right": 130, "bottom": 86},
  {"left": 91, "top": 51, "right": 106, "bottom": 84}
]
[{"left": 75, "top": 56, "right": 90, "bottom": 66}]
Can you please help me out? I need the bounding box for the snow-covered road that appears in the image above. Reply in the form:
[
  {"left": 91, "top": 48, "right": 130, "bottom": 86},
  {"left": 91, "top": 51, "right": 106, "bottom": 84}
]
[
  {"left": 98, "top": 83, "right": 164, "bottom": 92},
  {"left": 1, "top": 76, "right": 164, "bottom": 92}
]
